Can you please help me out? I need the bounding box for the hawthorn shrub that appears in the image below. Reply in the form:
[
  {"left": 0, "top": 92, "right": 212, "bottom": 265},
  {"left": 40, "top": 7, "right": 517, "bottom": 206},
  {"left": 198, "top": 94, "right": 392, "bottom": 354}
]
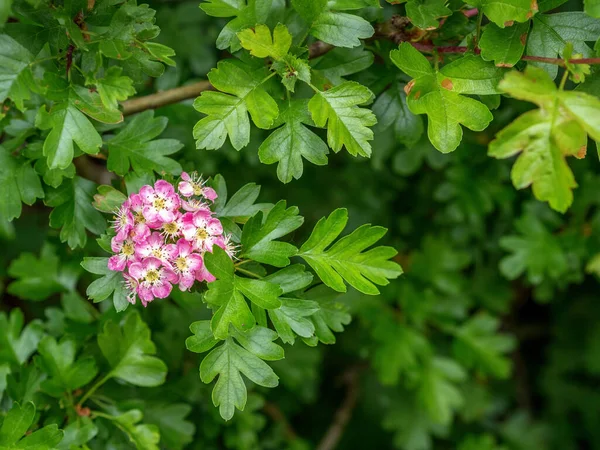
[{"left": 1, "top": 0, "right": 600, "bottom": 448}]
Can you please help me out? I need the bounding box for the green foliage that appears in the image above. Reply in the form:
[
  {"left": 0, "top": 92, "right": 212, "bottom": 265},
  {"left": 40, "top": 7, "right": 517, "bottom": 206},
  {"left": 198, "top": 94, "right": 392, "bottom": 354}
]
[
  {"left": 391, "top": 43, "right": 499, "bottom": 153},
  {"left": 299, "top": 208, "right": 402, "bottom": 294},
  {"left": 97, "top": 311, "right": 168, "bottom": 387},
  {"left": 106, "top": 110, "right": 183, "bottom": 176},
  {"left": 489, "top": 66, "right": 600, "bottom": 212},
  {"left": 0, "top": 402, "right": 63, "bottom": 449},
  {"left": 2, "top": 0, "right": 600, "bottom": 447}
]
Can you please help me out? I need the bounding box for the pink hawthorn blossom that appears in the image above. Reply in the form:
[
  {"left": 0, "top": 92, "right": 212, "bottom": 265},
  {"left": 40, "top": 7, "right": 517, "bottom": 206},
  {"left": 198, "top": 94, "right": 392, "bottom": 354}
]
[
  {"left": 178, "top": 172, "right": 218, "bottom": 201},
  {"left": 165, "top": 239, "right": 204, "bottom": 291},
  {"left": 182, "top": 210, "right": 224, "bottom": 252},
  {"left": 128, "top": 257, "right": 178, "bottom": 305},
  {"left": 140, "top": 180, "right": 181, "bottom": 222},
  {"left": 105, "top": 177, "right": 235, "bottom": 306}
]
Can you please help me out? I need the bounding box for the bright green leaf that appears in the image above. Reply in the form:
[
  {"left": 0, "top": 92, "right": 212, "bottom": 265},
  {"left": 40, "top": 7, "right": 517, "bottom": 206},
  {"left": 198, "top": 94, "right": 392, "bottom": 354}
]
[
  {"left": 391, "top": 43, "right": 495, "bottom": 152},
  {"left": 299, "top": 208, "right": 402, "bottom": 295},
  {"left": 106, "top": 111, "right": 183, "bottom": 177},
  {"left": 308, "top": 81, "right": 377, "bottom": 157},
  {"left": 98, "top": 311, "right": 168, "bottom": 387}
]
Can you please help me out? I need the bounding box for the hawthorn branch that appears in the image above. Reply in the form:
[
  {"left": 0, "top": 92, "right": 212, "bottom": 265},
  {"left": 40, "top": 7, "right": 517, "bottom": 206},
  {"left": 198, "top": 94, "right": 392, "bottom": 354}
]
[
  {"left": 121, "top": 80, "right": 211, "bottom": 116},
  {"left": 315, "top": 367, "right": 361, "bottom": 450},
  {"left": 120, "top": 41, "right": 334, "bottom": 115},
  {"left": 118, "top": 15, "right": 600, "bottom": 116},
  {"left": 410, "top": 43, "right": 600, "bottom": 65}
]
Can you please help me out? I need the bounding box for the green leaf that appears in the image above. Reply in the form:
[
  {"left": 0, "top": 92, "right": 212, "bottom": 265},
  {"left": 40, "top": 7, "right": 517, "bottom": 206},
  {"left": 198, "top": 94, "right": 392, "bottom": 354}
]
[
  {"left": 0, "top": 309, "right": 44, "bottom": 366},
  {"left": 44, "top": 176, "right": 107, "bottom": 249},
  {"left": 212, "top": 175, "right": 271, "bottom": 222},
  {"left": 238, "top": 23, "right": 291, "bottom": 60},
  {"left": 453, "top": 314, "right": 516, "bottom": 378},
  {"left": 311, "top": 12, "right": 374, "bottom": 48},
  {"left": 141, "top": 403, "right": 195, "bottom": 450},
  {"left": 95, "top": 66, "right": 136, "bottom": 110},
  {"left": 480, "top": 22, "right": 530, "bottom": 67},
  {"left": 418, "top": 357, "right": 466, "bottom": 425},
  {"left": 373, "top": 81, "right": 424, "bottom": 147},
  {"left": 200, "top": 336, "right": 280, "bottom": 420},
  {"left": 291, "top": 0, "right": 327, "bottom": 22},
  {"left": 372, "top": 315, "right": 429, "bottom": 385},
  {"left": 0, "top": 146, "right": 44, "bottom": 221},
  {"left": 301, "top": 285, "right": 351, "bottom": 344},
  {"left": 459, "top": 434, "right": 508, "bottom": 450},
  {"left": 498, "top": 213, "right": 568, "bottom": 282},
  {"left": 81, "top": 256, "right": 129, "bottom": 312},
  {"left": 240, "top": 200, "right": 304, "bottom": 266},
  {"left": 0, "top": 35, "right": 35, "bottom": 110},
  {"left": 526, "top": 12, "right": 600, "bottom": 79},
  {"left": 36, "top": 336, "right": 98, "bottom": 396},
  {"left": 469, "top": 0, "right": 538, "bottom": 27},
  {"left": 57, "top": 418, "right": 98, "bottom": 450},
  {"left": 194, "top": 61, "right": 279, "bottom": 150},
  {"left": 489, "top": 66, "right": 600, "bottom": 212},
  {"left": 311, "top": 46, "right": 374, "bottom": 85},
  {"left": 93, "top": 185, "right": 128, "bottom": 213},
  {"left": 0, "top": 402, "right": 63, "bottom": 449},
  {"left": 390, "top": 43, "right": 496, "bottom": 152},
  {"left": 269, "top": 298, "right": 320, "bottom": 344},
  {"left": 186, "top": 321, "right": 219, "bottom": 354},
  {"left": 263, "top": 266, "right": 317, "bottom": 344},
  {"left": 405, "top": 0, "right": 452, "bottom": 30},
  {"left": 7, "top": 244, "right": 69, "bottom": 301},
  {"left": 299, "top": 208, "right": 402, "bottom": 295},
  {"left": 106, "top": 111, "right": 183, "bottom": 176},
  {"left": 111, "top": 409, "right": 160, "bottom": 450},
  {"left": 308, "top": 81, "right": 377, "bottom": 157},
  {"left": 204, "top": 246, "right": 283, "bottom": 338},
  {"left": 36, "top": 103, "right": 103, "bottom": 170},
  {"left": 98, "top": 311, "right": 168, "bottom": 386},
  {"left": 258, "top": 100, "right": 329, "bottom": 183},
  {"left": 586, "top": 0, "right": 600, "bottom": 17},
  {"left": 272, "top": 54, "right": 312, "bottom": 92},
  {"left": 61, "top": 291, "right": 95, "bottom": 324}
]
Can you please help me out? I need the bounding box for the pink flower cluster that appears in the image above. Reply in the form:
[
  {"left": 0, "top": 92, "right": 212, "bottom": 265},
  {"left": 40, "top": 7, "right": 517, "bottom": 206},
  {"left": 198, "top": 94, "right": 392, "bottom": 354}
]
[{"left": 107, "top": 173, "right": 235, "bottom": 306}]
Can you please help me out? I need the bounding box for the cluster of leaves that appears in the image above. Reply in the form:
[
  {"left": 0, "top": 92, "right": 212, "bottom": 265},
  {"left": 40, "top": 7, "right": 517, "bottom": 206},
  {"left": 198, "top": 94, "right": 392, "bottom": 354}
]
[{"left": 2, "top": 0, "right": 600, "bottom": 448}]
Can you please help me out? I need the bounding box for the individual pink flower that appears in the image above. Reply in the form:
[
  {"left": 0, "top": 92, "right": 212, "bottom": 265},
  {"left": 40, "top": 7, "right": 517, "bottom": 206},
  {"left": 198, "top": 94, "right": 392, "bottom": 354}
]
[
  {"left": 108, "top": 236, "right": 137, "bottom": 271},
  {"left": 165, "top": 239, "right": 204, "bottom": 291},
  {"left": 182, "top": 210, "right": 224, "bottom": 252},
  {"left": 160, "top": 212, "right": 185, "bottom": 240},
  {"left": 135, "top": 232, "right": 172, "bottom": 264},
  {"left": 128, "top": 257, "right": 178, "bottom": 306},
  {"left": 140, "top": 180, "right": 181, "bottom": 223},
  {"left": 112, "top": 201, "right": 134, "bottom": 240},
  {"left": 178, "top": 172, "right": 218, "bottom": 201}
]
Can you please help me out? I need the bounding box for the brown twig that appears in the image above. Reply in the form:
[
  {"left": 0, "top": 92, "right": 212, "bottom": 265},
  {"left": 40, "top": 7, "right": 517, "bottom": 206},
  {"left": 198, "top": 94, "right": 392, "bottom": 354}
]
[
  {"left": 315, "top": 367, "right": 361, "bottom": 450},
  {"left": 121, "top": 81, "right": 212, "bottom": 116},
  {"left": 263, "top": 401, "right": 298, "bottom": 441}
]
